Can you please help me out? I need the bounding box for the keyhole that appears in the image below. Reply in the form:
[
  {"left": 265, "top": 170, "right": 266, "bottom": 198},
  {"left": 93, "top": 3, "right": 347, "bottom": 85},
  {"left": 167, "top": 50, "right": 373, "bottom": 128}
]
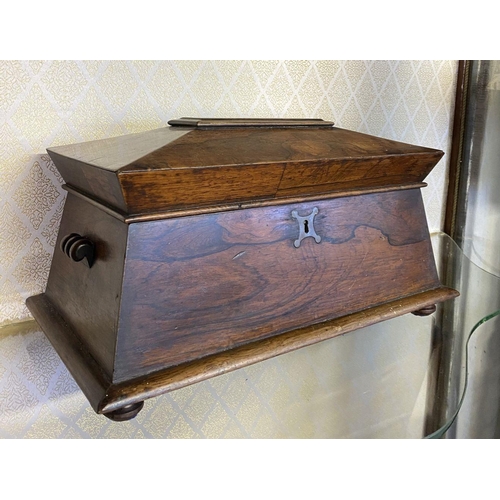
[{"left": 304, "top": 220, "right": 309, "bottom": 234}]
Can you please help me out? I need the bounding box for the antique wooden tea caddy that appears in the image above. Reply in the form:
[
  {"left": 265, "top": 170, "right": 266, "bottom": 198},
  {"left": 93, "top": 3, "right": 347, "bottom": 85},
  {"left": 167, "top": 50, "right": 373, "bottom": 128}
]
[{"left": 26, "top": 118, "right": 459, "bottom": 421}]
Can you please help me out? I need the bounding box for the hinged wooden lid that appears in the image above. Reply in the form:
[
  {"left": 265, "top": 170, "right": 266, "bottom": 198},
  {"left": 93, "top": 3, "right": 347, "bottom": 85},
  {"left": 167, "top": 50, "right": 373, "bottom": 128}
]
[{"left": 47, "top": 118, "right": 444, "bottom": 217}]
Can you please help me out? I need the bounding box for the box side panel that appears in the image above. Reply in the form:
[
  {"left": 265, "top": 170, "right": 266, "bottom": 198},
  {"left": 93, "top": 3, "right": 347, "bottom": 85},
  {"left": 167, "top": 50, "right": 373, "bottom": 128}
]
[
  {"left": 48, "top": 151, "right": 127, "bottom": 212},
  {"left": 44, "top": 193, "right": 127, "bottom": 379},
  {"left": 114, "top": 189, "right": 440, "bottom": 382}
]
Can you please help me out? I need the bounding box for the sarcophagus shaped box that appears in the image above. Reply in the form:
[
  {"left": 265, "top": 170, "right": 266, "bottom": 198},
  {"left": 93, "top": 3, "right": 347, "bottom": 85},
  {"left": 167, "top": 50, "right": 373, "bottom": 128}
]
[{"left": 26, "top": 118, "right": 458, "bottom": 421}]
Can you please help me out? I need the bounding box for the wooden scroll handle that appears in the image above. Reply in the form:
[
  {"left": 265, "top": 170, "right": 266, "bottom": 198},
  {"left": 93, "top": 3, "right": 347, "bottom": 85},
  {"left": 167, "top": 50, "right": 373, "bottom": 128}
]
[{"left": 61, "top": 233, "right": 95, "bottom": 268}]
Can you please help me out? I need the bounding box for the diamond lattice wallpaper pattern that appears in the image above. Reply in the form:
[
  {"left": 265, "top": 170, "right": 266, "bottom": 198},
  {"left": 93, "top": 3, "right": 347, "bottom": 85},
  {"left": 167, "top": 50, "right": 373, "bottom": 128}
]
[
  {"left": 0, "top": 60, "right": 458, "bottom": 438},
  {"left": 0, "top": 313, "right": 435, "bottom": 438}
]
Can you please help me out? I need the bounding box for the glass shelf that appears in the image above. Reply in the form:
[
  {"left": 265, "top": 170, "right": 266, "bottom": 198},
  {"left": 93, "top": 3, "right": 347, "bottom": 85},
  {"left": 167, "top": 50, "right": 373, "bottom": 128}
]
[{"left": 428, "top": 233, "right": 500, "bottom": 438}]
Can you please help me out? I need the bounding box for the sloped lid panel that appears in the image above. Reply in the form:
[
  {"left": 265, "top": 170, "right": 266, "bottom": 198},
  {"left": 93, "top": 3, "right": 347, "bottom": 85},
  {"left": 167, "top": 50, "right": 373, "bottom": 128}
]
[
  {"left": 123, "top": 125, "right": 441, "bottom": 172},
  {"left": 48, "top": 127, "right": 192, "bottom": 172}
]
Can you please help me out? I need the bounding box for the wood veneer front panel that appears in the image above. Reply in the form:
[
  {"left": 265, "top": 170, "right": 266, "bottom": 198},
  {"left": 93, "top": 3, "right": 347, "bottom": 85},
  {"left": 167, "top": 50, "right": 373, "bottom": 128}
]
[{"left": 114, "top": 189, "right": 439, "bottom": 382}]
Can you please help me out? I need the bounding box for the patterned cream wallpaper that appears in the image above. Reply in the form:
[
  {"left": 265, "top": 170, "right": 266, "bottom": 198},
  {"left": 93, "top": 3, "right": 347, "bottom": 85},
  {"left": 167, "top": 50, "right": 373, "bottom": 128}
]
[
  {"left": 0, "top": 313, "right": 435, "bottom": 438},
  {"left": 0, "top": 60, "right": 458, "bottom": 438}
]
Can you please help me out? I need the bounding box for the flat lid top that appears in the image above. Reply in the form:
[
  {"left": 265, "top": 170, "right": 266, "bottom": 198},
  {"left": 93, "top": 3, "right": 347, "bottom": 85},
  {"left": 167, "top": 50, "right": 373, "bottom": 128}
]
[
  {"left": 48, "top": 118, "right": 440, "bottom": 173},
  {"left": 167, "top": 117, "right": 335, "bottom": 128}
]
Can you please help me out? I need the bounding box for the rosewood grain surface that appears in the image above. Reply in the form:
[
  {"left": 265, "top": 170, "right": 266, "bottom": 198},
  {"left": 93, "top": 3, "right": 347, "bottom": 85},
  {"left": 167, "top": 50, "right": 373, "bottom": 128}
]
[
  {"left": 125, "top": 127, "right": 441, "bottom": 171},
  {"left": 101, "top": 286, "right": 459, "bottom": 414},
  {"left": 114, "top": 189, "right": 440, "bottom": 381}
]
